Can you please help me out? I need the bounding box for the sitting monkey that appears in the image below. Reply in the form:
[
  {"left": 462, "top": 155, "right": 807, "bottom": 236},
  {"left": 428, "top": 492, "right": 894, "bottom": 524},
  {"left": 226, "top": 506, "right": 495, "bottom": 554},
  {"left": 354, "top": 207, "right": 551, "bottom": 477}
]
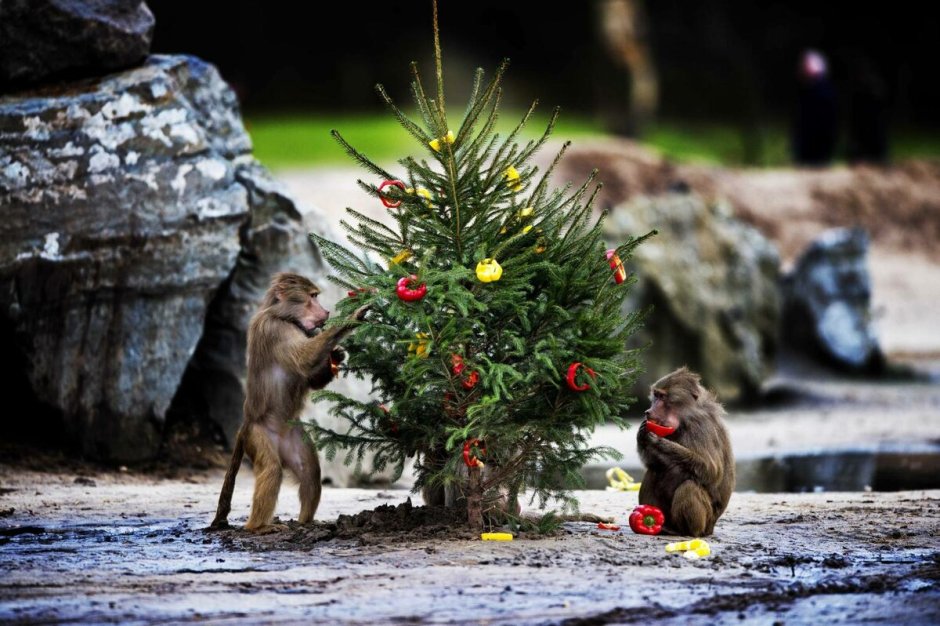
[
  {"left": 211, "top": 273, "right": 368, "bottom": 531},
  {"left": 637, "top": 367, "right": 734, "bottom": 537}
]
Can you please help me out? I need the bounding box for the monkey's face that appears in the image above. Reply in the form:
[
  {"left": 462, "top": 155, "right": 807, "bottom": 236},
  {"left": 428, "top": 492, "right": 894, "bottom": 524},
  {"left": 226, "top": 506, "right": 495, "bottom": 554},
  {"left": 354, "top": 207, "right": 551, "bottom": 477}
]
[
  {"left": 298, "top": 291, "right": 330, "bottom": 332},
  {"left": 645, "top": 388, "right": 680, "bottom": 432}
]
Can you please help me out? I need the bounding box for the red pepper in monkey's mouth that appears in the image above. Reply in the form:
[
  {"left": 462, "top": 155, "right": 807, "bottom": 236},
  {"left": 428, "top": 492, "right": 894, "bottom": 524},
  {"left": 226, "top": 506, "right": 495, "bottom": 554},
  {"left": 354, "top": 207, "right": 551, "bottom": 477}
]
[{"left": 645, "top": 419, "right": 676, "bottom": 437}]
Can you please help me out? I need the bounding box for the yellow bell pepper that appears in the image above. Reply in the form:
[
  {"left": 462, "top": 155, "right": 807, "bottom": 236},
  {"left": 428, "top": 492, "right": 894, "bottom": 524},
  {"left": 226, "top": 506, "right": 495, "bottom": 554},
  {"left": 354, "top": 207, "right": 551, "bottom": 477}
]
[
  {"left": 390, "top": 249, "right": 413, "bottom": 265},
  {"left": 429, "top": 130, "right": 455, "bottom": 152},
  {"left": 408, "top": 332, "right": 430, "bottom": 358},
  {"left": 476, "top": 258, "right": 503, "bottom": 283},
  {"left": 503, "top": 166, "right": 523, "bottom": 192},
  {"left": 665, "top": 538, "right": 711, "bottom": 559},
  {"left": 406, "top": 187, "right": 433, "bottom": 206}
]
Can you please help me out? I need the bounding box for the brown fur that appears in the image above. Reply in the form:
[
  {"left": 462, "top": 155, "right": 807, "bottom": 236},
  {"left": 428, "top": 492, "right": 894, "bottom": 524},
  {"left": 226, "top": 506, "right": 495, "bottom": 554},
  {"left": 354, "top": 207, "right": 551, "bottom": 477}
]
[
  {"left": 211, "top": 273, "right": 368, "bottom": 531},
  {"left": 637, "top": 367, "right": 735, "bottom": 537}
]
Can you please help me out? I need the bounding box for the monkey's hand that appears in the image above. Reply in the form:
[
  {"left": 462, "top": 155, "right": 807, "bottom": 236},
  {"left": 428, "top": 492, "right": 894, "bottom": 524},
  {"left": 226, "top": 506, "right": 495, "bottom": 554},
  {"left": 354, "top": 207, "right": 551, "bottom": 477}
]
[
  {"left": 646, "top": 433, "right": 720, "bottom": 483},
  {"left": 330, "top": 346, "right": 346, "bottom": 364},
  {"left": 352, "top": 303, "right": 371, "bottom": 321}
]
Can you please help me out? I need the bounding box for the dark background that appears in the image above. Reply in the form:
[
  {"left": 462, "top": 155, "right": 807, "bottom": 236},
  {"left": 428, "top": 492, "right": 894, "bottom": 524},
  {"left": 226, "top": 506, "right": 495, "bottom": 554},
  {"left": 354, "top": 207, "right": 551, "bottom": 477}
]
[{"left": 148, "top": 0, "right": 939, "bottom": 129}]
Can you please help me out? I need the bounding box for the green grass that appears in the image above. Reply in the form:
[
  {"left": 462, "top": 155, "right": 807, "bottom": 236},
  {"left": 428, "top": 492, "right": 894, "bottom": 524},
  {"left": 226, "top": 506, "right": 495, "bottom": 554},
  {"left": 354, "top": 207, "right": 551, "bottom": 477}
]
[
  {"left": 245, "top": 111, "right": 605, "bottom": 170},
  {"left": 245, "top": 112, "right": 940, "bottom": 170}
]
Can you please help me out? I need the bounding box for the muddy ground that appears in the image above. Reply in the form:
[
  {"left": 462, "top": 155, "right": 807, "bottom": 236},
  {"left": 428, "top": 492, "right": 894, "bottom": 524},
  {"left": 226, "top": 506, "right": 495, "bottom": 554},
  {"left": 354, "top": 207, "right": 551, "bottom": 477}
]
[{"left": 1, "top": 468, "right": 938, "bottom": 625}]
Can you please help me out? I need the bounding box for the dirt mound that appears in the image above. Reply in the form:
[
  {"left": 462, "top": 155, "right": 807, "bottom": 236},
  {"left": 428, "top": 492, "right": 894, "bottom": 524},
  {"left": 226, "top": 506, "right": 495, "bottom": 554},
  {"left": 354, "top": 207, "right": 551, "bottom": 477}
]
[
  {"left": 211, "top": 499, "right": 480, "bottom": 550},
  {"left": 552, "top": 139, "right": 940, "bottom": 262}
]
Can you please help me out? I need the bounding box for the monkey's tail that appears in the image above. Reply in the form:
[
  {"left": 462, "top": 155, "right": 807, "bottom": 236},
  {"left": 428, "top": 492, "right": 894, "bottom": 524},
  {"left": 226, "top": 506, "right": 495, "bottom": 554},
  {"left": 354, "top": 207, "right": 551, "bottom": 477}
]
[{"left": 210, "top": 430, "right": 245, "bottom": 529}]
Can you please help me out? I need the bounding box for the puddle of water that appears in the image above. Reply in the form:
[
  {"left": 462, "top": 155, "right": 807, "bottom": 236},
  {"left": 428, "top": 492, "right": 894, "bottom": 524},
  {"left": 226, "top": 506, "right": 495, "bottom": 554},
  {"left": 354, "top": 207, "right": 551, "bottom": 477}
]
[{"left": 582, "top": 442, "right": 940, "bottom": 493}]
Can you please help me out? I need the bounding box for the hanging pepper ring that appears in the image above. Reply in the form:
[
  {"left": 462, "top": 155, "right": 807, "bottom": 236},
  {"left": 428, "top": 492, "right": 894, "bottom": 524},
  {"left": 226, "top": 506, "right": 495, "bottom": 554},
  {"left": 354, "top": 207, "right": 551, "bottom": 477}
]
[
  {"left": 379, "top": 179, "right": 407, "bottom": 208},
  {"left": 463, "top": 438, "right": 485, "bottom": 468},
  {"left": 566, "top": 362, "right": 597, "bottom": 392},
  {"left": 396, "top": 275, "right": 427, "bottom": 302},
  {"left": 606, "top": 249, "right": 627, "bottom": 284}
]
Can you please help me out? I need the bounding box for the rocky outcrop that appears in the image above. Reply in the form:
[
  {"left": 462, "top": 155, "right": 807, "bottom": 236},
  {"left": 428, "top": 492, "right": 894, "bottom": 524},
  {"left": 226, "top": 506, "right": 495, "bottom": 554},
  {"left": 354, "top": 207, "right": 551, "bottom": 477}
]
[
  {"left": 169, "top": 162, "right": 324, "bottom": 446},
  {"left": 607, "top": 193, "right": 780, "bottom": 403},
  {"left": 0, "top": 0, "right": 155, "bottom": 88},
  {"left": 781, "top": 228, "right": 884, "bottom": 372},
  {"left": 0, "top": 54, "right": 308, "bottom": 462}
]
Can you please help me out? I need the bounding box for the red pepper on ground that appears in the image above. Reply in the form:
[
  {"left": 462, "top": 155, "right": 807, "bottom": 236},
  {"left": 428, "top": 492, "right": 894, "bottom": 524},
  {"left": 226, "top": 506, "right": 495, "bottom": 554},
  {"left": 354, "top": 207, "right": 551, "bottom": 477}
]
[
  {"left": 597, "top": 523, "right": 621, "bottom": 531},
  {"left": 629, "top": 504, "right": 665, "bottom": 535},
  {"left": 396, "top": 275, "right": 427, "bottom": 302}
]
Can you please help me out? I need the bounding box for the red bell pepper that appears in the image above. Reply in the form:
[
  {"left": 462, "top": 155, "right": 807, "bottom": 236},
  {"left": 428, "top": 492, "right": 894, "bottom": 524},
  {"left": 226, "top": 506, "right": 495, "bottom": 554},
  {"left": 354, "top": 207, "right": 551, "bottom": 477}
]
[
  {"left": 629, "top": 505, "right": 665, "bottom": 535},
  {"left": 396, "top": 275, "right": 427, "bottom": 302},
  {"left": 645, "top": 420, "right": 677, "bottom": 437},
  {"left": 566, "top": 362, "right": 596, "bottom": 392}
]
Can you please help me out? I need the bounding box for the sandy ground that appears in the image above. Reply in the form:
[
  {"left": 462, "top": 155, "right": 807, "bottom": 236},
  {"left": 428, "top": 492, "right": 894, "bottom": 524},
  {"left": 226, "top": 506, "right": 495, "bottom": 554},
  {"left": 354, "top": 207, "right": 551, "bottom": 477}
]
[{"left": 1, "top": 469, "right": 938, "bottom": 625}]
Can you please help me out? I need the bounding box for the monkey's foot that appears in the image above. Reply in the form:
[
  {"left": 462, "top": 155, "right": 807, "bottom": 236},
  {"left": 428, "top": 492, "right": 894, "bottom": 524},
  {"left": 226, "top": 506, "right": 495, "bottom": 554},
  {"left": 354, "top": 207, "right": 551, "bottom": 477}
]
[{"left": 246, "top": 523, "right": 290, "bottom": 535}]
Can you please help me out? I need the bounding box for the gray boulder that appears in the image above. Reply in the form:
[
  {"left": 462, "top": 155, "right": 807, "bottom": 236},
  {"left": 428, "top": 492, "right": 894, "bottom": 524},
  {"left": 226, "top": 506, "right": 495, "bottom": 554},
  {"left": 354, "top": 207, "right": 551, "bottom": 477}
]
[
  {"left": 0, "top": 0, "right": 155, "bottom": 88},
  {"left": 169, "top": 161, "right": 324, "bottom": 446},
  {"left": 607, "top": 193, "right": 780, "bottom": 403},
  {"left": 781, "top": 227, "right": 883, "bottom": 371},
  {"left": 0, "top": 54, "right": 301, "bottom": 462}
]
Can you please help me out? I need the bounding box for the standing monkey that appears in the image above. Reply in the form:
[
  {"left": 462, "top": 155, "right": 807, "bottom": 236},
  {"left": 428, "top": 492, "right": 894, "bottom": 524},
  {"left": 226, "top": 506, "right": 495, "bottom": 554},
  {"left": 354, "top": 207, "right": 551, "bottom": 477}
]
[
  {"left": 211, "top": 273, "right": 368, "bottom": 531},
  {"left": 637, "top": 367, "right": 734, "bottom": 537}
]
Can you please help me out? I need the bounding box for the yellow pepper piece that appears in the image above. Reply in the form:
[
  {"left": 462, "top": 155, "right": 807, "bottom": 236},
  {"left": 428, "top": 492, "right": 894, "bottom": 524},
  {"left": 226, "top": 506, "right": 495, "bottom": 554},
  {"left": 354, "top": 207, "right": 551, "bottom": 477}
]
[
  {"left": 504, "top": 166, "right": 523, "bottom": 192},
  {"left": 605, "top": 467, "right": 641, "bottom": 492},
  {"left": 429, "top": 130, "right": 455, "bottom": 152},
  {"left": 390, "top": 249, "right": 413, "bottom": 265},
  {"left": 519, "top": 206, "right": 534, "bottom": 218},
  {"left": 522, "top": 225, "right": 533, "bottom": 234},
  {"left": 665, "top": 539, "right": 710, "bottom": 559},
  {"left": 476, "top": 258, "right": 503, "bottom": 283},
  {"left": 406, "top": 187, "right": 433, "bottom": 206},
  {"left": 408, "top": 332, "right": 430, "bottom": 358},
  {"left": 481, "top": 532, "right": 513, "bottom": 541}
]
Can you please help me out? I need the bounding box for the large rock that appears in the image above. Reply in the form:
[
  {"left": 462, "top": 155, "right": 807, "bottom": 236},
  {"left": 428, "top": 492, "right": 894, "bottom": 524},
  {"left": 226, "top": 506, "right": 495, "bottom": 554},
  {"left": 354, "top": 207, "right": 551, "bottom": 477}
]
[
  {"left": 168, "top": 161, "right": 324, "bottom": 446},
  {"left": 607, "top": 193, "right": 780, "bottom": 403},
  {"left": 0, "top": 54, "right": 260, "bottom": 461},
  {"left": 781, "top": 227, "right": 884, "bottom": 372},
  {"left": 0, "top": 0, "right": 155, "bottom": 88}
]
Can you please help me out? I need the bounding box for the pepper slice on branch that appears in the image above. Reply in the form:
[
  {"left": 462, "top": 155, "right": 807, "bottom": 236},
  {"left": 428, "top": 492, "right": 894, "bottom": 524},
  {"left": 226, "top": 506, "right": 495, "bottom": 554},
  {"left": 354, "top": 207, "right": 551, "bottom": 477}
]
[
  {"left": 629, "top": 504, "right": 665, "bottom": 535},
  {"left": 378, "top": 179, "right": 406, "bottom": 208},
  {"left": 463, "top": 439, "right": 485, "bottom": 468},
  {"left": 396, "top": 275, "right": 427, "bottom": 302},
  {"left": 565, "top": 362, "right": 596, "bottom": 392}
]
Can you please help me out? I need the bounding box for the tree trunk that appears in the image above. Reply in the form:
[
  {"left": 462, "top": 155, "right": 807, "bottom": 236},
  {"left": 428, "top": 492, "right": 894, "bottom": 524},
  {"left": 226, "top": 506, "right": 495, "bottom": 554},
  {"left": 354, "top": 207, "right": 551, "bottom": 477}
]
[{"left": 466, "top": 465, "right": 484, "bottom": 531}]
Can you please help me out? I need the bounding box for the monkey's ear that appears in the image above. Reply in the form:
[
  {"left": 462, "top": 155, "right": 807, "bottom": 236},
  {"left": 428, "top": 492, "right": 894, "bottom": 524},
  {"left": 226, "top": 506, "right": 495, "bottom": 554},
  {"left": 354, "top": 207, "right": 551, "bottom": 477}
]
[{"left": 691, "top": 389, "right": 699, "bottom": 401}]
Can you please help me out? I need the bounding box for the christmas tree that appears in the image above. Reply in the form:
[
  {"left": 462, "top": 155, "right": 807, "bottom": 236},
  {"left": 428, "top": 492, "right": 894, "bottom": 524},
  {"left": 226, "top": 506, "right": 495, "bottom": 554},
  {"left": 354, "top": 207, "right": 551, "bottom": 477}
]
[{"left": 308, "top": 2, "right": 649, "bottom": 530}]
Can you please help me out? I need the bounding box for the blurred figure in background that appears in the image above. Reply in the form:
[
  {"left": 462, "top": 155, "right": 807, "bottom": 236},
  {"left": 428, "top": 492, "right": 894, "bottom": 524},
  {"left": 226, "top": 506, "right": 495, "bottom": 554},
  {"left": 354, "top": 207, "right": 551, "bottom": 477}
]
[
  {"left": 846, "top": 56, "right": 889, "bottom": 164},
  {"left": 792, "top": 49, "right": 838, "bottom": 166}
]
